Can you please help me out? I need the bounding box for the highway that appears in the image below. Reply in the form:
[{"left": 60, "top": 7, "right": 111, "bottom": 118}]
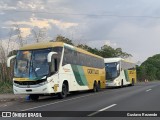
[{"left": 0, "top": 81, "right": 160, "bottom": 119}]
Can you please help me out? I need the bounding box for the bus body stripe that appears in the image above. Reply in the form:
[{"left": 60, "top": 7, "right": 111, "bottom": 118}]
[
  {"left": 77, "top": 66, "right": 88, "bottom": 86},
  {"left": 71, "top": 65, "right": 85, "bottom": 86},
  {"left": 124, "top": 70, "right": 129, "bottom": 81}
]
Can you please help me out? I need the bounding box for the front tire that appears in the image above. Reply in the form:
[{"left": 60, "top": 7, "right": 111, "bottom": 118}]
[
  {"left": 97, "top": 82, "right": 101, "bottom": 92},
  {"left": 58, "top": 83, "right": 68, "bottom": 99},
  {"left": 93, "top": 82, "right": 98, "bottom": 92},
  {"left": 132, "top": 79, "right": 135, "bottom": 86},
  {"left": 121, "top": 80, "right": 123, "bottom": 88},
  {"left": 30, "top": 94, "right": 39, "bottom": 101}
]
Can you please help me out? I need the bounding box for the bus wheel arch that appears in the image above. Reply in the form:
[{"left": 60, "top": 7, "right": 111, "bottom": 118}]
[
  {"left": 63, "top": 80, "right": 69, "bottom": 92},
  {"left": 58, "top": 80, "right": 69, "bottom": 99}
]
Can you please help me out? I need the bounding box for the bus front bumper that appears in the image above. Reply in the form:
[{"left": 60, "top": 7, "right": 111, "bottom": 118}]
[
  {"left": 13, "top": 83, "right": 59, "bottom": 95},
  {"left": 106, "top": 82, "right": 120, "bottom": 87}
]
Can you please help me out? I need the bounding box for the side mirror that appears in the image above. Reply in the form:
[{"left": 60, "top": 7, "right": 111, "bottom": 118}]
[
  {"left": 47, "top": 52, "right": 58, "bottom": 63},
  {"left": 7, "top": 55, "right": 16, "bottom": 67}
]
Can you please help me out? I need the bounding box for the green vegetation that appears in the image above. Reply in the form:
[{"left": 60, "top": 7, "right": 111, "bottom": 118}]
[
  {"left": 55, "top": 35, "right": 74, "bottom": 45},
  {"left": 137, "top": 54, "right": 160, "bottom": 81},
  {"left": 0, "top": 81, "right": 13, "bottom": 94}
]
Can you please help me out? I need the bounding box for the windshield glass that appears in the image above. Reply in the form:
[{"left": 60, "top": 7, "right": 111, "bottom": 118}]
[
  {"left": 14, "top": 49, "right": 51, "bottom": 80},
  {"left": 105, "top": 62, "right": 119, "bottom": 80},
  {"left": 14, "top": 51, "right": 31, "bottom": 78},
  {"left": 30, "top": 49, "right": 51, "bottom": 79}
]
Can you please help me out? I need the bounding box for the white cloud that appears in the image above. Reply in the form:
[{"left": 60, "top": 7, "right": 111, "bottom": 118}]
[
  {"left": 86, "top": 39, "right": 118, "bottom": 49},
  {"left": 17, "top": 1, "right": 45, "bottom": 10},
  {"left": 0, "top": 1, "right": 16, "bottom": 10},
  {"left": 107, "top": 22, "right": 160, "bottom": 62},
  {"left": 48, "top": 19, "right": 78, "bottom": 29},
  {"left": 2, "top": 0, "right": 160, "bottom": 62},
  {"left": 6, "top": 19, "right": 50, "bottom": 29},
  {"left": 19, "top": 28, "right": 31, "bottom": 38},
  {"left": 6, "top": 17, "right": 78, "bottom": 30},
  {"left": 105, "top": 40, "right": 117, "bottom": 48}
]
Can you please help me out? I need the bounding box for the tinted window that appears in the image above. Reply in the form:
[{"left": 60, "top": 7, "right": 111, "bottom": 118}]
[{"left": 63, "top": 47, "right": 104, "bottom": 68}]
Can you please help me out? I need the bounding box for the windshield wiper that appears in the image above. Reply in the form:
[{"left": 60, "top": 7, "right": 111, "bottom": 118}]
[{"left": 31, "top": 62, "right": 39, "bottom": 78}]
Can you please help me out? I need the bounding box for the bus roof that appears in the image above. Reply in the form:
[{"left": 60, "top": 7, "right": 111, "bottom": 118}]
[
  {"left": 20, "top": 42, "right": 64, "bottom": 50},
  {"left": 104, "top": 58, "right": 135, "bottom": 64},
  {"left": 20, "top": 42, "right": 103, "bottom": 59}
]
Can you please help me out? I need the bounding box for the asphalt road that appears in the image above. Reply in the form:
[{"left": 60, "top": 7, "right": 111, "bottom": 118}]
[{"left": 0, "top": 81, "right": 160, "bottom": 120}]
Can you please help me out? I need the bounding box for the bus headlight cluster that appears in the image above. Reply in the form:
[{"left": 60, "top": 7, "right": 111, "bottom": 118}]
[
  {"left": 13, "top": 82, "right": 19, "bottom": 87},
  {"left": 38, "top": 80, "right": 48, "bottom": 85}
]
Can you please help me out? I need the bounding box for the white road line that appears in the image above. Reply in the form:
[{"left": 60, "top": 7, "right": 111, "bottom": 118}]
[
  {"left": 146, "top": 89, "right": 152, "bottom": 92},
  {"left": 88, "top": 104, "right": 117, "bottom": 117},
  {"left": 21, "top": 91, "right": 108, "bottom": 111},
  {"left": 3, "top": 105, "right": 7, "bottom": 107}
]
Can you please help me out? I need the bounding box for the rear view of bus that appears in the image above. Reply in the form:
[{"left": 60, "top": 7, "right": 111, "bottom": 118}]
[{"left": 104, "top": 58, "right": 137, "bottom": 87}]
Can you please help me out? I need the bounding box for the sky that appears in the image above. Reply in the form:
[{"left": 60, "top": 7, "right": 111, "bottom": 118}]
[{"left": 1, "top": 0, "right": 160, "bottom": 63}]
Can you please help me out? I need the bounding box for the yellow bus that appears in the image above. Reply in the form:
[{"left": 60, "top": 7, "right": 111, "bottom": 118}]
[
  {"left": 7, "top": 42, "right": 106, "bottom": 100},
  {"left": 104, "top": 58, "right": 137, "bottom": 87}
]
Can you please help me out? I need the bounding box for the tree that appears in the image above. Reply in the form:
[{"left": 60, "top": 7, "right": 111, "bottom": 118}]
[
  {"left": 100, "top": 45, "right": 116, "bottom": 58},
  {"left": 14, "top": 24, "right": 24, "bottom": 47},
  {"left": 77, "top": 44, "right": 100, "bottom": 55},
  {"left": 54, "top": 35, "right": 132, "bottom": 59},
  {"left": 137, "top": 54, "right": 160, "bottom": 81},
  {"left": 136, "top": 65, "right": 147, "bottom": 81},
  {"left": 55, "top": 35, "right": 74, "bottom": 45},
  {"left": 32, "top": 27, "right": 48, "bottom": 43},
  {"left": 100, "top": 45, "right": 132, "bottom": 58}
]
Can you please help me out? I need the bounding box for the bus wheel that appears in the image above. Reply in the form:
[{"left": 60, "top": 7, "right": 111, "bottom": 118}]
[
  {"left": 30, "top": 94, "right": 39, "bottom": 101},
  {"left": 132, "top": 79, "right": 135, "bottom": 86},
  {"left": 121, "top": 80, "right": 123, "bottom": 88},
  {"left": 58, "top": 83, "right": 68, "bottom": 99},
  {"left": 93, "top": 82, "right": 98, "bottom": 92},
  {"left": 97, "top": 81, "right": 101, "bottom": 91}
]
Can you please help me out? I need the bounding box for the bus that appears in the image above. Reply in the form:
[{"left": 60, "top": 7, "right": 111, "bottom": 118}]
[
  {"left": 7, "top": 42, "right": 106, "bottom": 100},
  {"left": 104, "top": 58, "right": 136, "bottom": 87}
]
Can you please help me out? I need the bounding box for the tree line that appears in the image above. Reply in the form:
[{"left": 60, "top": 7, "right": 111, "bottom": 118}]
[
  {"left": 137, "top": 54, "right": 160, "bottom": 81},
  {"left": 55, "top": 35, "right": 132, "bottom": 59}
]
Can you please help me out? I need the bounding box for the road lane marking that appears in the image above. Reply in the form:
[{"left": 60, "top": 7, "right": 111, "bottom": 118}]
[
  {"left": 21, "top": 90, "right": 108, "bottom": 111},
  {"left": 146, "top": 89, "right": 152, "bottom": 92},
  {"left": 3, "top": 105, "right": 7, "bottom": 107},
  {"left": 88, "top": 104, "right": 117, "bottom": 117}
]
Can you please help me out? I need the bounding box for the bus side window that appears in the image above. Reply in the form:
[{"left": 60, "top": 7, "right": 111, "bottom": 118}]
[
  {"left": 51, "top": 55, "right": 59, "bottom": 73},
  {"left": 53, "top": 58, "right": 58, "bottom": 72}
]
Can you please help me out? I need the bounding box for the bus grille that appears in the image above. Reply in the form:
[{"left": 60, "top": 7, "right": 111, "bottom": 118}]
[{"left": 14, "top": 79, "right": 46, "bottom": 85}]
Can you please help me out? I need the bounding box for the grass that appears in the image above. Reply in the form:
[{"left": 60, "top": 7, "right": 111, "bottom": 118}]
[{"left": 0, "top": 80, "right": 13, "bottom": 94}]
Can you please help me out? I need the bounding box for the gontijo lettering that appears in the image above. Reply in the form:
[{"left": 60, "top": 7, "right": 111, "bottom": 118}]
[{"left": 87, "top": 69, "right": 99, "bottom": 74}]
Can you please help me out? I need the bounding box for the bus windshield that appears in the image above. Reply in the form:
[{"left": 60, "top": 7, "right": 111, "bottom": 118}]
[
  {"left": 14, "top": 49, "right": 51, "bottom": 80},
  {"left": 105, "top": 62, "right": 119, "bottom": 80}
]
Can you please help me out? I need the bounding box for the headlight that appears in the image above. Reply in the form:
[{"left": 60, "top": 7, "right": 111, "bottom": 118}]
[
  {"left": 38, "top": 80, "right": 48, "bottom": 85},
  {"left": 13, "top": 82, "right": 19, "bottom": 87}
]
